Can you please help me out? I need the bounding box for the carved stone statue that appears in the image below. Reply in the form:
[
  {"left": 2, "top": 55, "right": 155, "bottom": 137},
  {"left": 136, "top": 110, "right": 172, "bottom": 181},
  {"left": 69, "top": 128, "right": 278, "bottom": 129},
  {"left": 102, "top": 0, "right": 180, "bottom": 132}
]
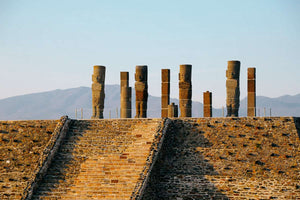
[
  {"left": 91, "top": 65, "right": 105, "bottom": 119},
  {"left": 226, "top": 61, "right": 240, "bottom": 117},
  {"left": 135, "top": 65, "right": 148, "bottom": 118},
  {"left": 179, "top": 64, "right": 192, "bottom": 117}
]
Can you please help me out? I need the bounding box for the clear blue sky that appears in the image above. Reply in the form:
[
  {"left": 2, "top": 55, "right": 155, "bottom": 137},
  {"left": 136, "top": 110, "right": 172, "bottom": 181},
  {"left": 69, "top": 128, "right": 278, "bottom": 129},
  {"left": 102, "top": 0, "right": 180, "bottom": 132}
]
[{"left": 0, "top": 0, "right": 299, "bottom": 107}]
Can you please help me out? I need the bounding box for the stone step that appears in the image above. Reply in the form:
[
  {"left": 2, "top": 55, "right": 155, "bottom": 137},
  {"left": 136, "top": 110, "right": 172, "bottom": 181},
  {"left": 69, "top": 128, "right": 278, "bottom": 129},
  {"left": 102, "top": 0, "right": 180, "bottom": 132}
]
[{"left": 32, "top": 119, "right": 162, "bottom": 199}]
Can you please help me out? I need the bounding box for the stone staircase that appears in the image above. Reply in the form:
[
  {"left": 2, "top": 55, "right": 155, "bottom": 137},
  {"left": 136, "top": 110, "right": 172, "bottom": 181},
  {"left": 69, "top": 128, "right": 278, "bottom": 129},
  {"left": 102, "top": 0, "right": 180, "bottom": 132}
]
[{"left": 32, "top": 119, "right": 163, "bottom": 199}]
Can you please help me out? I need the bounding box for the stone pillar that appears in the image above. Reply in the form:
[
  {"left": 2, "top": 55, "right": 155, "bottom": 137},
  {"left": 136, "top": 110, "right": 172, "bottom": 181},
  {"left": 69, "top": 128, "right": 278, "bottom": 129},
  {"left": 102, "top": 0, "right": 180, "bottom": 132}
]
[
  {"left": 120, "top": 71, "right": 129, "bottom": 88},
  {"left": 179, "top": 64, "right": 192, "bottom": 117},
  {"left": 91, "top": 65, "right": 105, "bottom": 119},
  {"left": 226, "top": 61, "right": 240, "bottom": 117},
  {"left": 120, "top": 72, "right": 131, "bottom": 118},
  {"left": 168, "top": 103, "right": 178, "bottom": 118},
  {"left": 135, "top": 65, "right": 148, "bottom": 118},
  {"left": 203, "top": 91, "right": 212, "bottom": 117},
  {"left": 247, "top": 67, "right": 256, "bottom": 117},
  {"left": 161, "top": 69, "right": 170, "bottom": 118}
]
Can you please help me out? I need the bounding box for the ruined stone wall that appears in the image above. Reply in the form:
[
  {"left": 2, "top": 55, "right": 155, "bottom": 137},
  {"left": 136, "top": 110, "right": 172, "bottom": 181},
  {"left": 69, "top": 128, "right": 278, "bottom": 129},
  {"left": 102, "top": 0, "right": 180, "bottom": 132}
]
[
  {"left": 142, "top": 117, "right": 300, "bottom": 199},
  {"left": 0, "top": 120, "right": 59, "bottom": 200}
]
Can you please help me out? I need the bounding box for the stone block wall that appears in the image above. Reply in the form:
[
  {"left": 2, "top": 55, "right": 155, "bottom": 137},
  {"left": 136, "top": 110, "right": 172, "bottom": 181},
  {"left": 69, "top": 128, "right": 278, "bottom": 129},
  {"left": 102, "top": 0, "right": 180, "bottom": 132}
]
[
  {"left": 142, "top": 117, "right": 300, "bottom": 199},
  {"left": 0, "top": 120, "right": 59, "bottom": 200}
]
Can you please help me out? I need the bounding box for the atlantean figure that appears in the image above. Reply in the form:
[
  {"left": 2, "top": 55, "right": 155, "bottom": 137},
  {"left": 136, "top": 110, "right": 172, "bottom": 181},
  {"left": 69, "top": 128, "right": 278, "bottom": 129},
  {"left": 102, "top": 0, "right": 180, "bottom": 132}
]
[
  {"left": 226, "top": 61, "right": 240, "bottom": 117},
  {"left": 135, "top": 65, "right": 148, "bottom": 118},
  {"left": 179, "top": 64, "right": 192, "bottom": 117},
  {"left": 91, "top": 65, "right": 105, "bottom": 119}
]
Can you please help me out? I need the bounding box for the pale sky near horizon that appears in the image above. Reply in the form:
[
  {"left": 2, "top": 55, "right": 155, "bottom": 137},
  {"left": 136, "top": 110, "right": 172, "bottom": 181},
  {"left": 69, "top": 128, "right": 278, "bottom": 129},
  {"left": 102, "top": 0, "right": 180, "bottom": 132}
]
[{"left": 0, "top": 0, "right": 299, "bottom": 108}]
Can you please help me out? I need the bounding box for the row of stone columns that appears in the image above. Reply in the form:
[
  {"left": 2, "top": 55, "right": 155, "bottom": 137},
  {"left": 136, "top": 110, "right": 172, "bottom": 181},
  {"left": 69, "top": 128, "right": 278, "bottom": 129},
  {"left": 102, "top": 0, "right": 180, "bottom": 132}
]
[{"left": 91, "top": 62, "right": 256, "bottom": 119}]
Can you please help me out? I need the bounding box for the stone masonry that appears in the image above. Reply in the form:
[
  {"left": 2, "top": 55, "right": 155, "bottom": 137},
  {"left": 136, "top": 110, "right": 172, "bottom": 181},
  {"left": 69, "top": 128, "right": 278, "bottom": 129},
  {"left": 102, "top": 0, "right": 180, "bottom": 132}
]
[
  {"left": 120, "top": 72, "right": 132, "bottom": 118},
  {"left": 91, "top": 65, "right": 106, "bottom": 119},
  {"left": 179, "top": 64, "right": 192, "bottom": 117},
  {"left": 0, "top": 117, "right": 300, "bottom": 199},
  {"left": 161, "top": 69, "right": 170, "bottom": 118},
  {"left": 203, "top": 91, "right": 212, "bottom": 117},
  {"left": 142, "top": 117, "right": 300, "bottom": 199},
  {"left": 31, "top": 119, "right": 164, "bottom": 199},
  {"left": 0, "top": 120, "right": 59, "bottom": 200},
  {"left": 248, "top": 67, "right": 256, "bottom": 117},
  {"left": 226, "top": 61, "right": 240, "bottom": 117},
  {"left": 135, "top": 66, "right": 148, "bottom": 118}
]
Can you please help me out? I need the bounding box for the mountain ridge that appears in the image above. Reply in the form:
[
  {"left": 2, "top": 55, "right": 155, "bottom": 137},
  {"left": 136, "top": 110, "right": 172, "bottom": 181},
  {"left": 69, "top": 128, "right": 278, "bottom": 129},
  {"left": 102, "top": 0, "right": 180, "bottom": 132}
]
[{"left": 0, "top": 86, "right": 299, "bottom": 120}]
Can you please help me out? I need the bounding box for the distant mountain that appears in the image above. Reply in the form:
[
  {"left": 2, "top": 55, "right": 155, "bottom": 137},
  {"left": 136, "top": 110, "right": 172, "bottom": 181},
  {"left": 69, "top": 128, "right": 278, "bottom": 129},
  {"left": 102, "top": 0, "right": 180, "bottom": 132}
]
[
  {"left": 0, "top": 86, "right": 299, "bottom": 120},
  {"left": 240, "top": 94, "right": 300, "bottom": 117}
]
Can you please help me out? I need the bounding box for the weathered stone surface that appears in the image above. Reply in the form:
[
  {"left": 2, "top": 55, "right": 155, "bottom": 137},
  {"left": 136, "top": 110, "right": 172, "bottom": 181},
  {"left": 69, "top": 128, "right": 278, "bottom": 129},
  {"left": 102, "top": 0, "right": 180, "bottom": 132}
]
[
  {"left": 1, "top": 117, "right": 300, "bottom": 199},
  {"left": 247, "top": 67, "right": 256, "bottom": 79},
  {"left": 120, "top": 72, "right": 131, "bottom": 118},
  {"left": 179, "top": 64, "right": 192, "bottom": 117},
  {"left": 120, "top": 71, "right": 129, "bottom": 88},
  {"left": 161, "top": 69, "right": 170, "bottom": 113},
  {"left": 161, "top": 96, "right": 169, "bottom": 108},
  {"left": 135, "top": 66, "right": 148, "bottom": 118},
  {"left": 161, "top": 109, "right": 168, "bottom": 118},
  {"left": 0, "top": 120, "right": 59, "bottom": 200},
  {"left": 91, "top": 65, "right": 106, "bottom": 119},
  {"left": 120, "top": 87, "right": 132, "bottom": 118},
  {"left": 247, "top": 80, "right": 255, "bottom": 92},
  {"left": 24, "top": 116, "right": 70, "bottom": 200},
  {"left": 142, "top": 117, "right": 300, "bottom": 200},
  {"left": 161, "top": 69, "right": 170, "bottom": 82},
  {"left": 247, "top": 93, "right": 255, "bottom": 107},
  {"left": 248, "top": 67, "right": 256, "bottom": 117},
  {"left": 161, "top": 82, "right": 170, "bottom": 94},
  {"left": 226, "top": 61, "right": 240, "bottom": 117},
  {"left": 168, "top": 103, "right": 178, "bottom": 118},
  {"left": 203, "top": 91, "right": 212, "bottom": 117}
]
